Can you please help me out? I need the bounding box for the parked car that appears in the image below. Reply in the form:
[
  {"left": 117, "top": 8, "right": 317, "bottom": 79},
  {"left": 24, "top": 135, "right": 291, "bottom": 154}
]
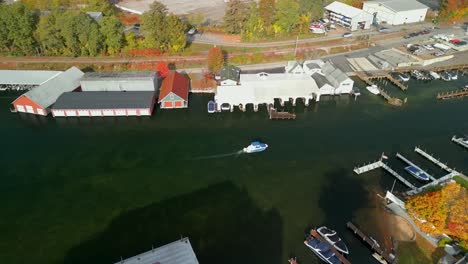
[
  {"left": 432, "top": 52, "right": 444, "bottom": 57},
  {"left": 423, "top": 44, "right": 434, "bottom": 50},
  {"left": 187, "top": 27, "right": 197, "bottom": 35},
  {"left": 420, "top": 30, "right": 430, "bottom": 35},
  {"left": 343, "top": 32, "right": 353, "bottom": 38},
  {"left": 379, "top": 27, "right": 391, "bottom": 33},
  {"left": 404, "top": 34, "right": 412, "bottom": 39}
]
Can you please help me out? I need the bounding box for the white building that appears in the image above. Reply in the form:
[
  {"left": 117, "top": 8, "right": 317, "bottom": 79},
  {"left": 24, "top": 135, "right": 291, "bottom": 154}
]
[
  {"left": 285, "top": 61, "right": 306, "bottom": 74},
  {"left": 363, "top": 0, "right": 428, "bottom": 25},
  {"left": 325, "top": 1, "right": 373, "bottom": 31},
  {"left": 305, "top": 60, "right": 354, "bottom": 95},
  {"left": 80, "top": 72, "right": 158, "bottom": 92}
]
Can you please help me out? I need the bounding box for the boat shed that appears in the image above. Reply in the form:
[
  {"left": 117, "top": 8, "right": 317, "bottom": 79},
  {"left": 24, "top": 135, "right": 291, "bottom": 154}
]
[
  {"left": 80, "top": 71, "right": 158, "bottom": 92},
  {"left": 0, "top": 70, "right": 62, "bottom": 91},
  {"left": 325, "top": 1, "right": 373, "bottom": 31},
  {"left": 11, "top": 67, "right": 84, "bottom": 116},
  {"left": 158, "top": 71, "right": 190, "bottom": 109},
  {"left": 52, "top": 91, "right": 155, "bottom": 117},
  {"left": 114, "top": 237, "right": 199, "bottom": 264},
  {"left": 363, "top": 0, "right": 428, "bottom": 25},
  {"left": 219, "top": 65, "right": 241, "bottom": 86}
]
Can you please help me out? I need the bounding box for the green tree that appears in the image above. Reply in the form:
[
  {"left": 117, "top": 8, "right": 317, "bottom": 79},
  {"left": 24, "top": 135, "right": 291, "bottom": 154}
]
[
  {"left": 84, "top": 0, "right": 115, "bottom": 15},
  {"left": 258, "top": 0, "right": 275, "bottom": 28},
  {"left": 124, "top": 31, "right": 139, "bottom": 50},
  {"left": 165, "top": 14, "right": 187, "bottom": 52},
  {"left": 275, "top": 0, "right": 300, "bottom": 33},
  {"left": 223, "top": 0, "right": 251, "bottom": 34},
  {"left": 298, "top": 0, "right": 324, "bottom": 19},
  {"left": 34, "top": 13, "right": 64, "bottom": 55},
  {"left": 207, "top": 46, "right": 224, "bottom": 72},
  {"left": 140, "top": 1, "right": 168, "bottom": 49},
  {"left": 242, "top": 2, "right": 263, "bottom": 41},
  {"left": 99, "top": 15, "right": 124, "bottom": 55},
  {"left": 1, "top": 2, "right": 37, "bottom": 54}
]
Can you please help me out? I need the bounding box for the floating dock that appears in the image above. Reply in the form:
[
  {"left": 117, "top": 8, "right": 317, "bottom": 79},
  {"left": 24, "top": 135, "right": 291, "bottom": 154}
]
[
  {"left": 452, "top": 135, "right": 468, "bottom": 149},
  {"left": 437, "top": 88, "right": 468, "bottom": 100},
  {"left": 356, "top": 73, "right": 404, "bottom": 106},
  {"left": 396, "top": 153, "right": 436, "bottom": 181},
  {"left": 347, "top": 222, "right": 395, "bottom": 264},
  {"left": 308, "top": 229, "right": 351, "bottom": 264},
  {"left": 354, "top": 160, "right": 417, "bottom": 190},
  {"left": 414, "top": 147, "right": 454, "bottom": 173},
  {"left": 268, "top": 108, "right": 296, "bottom": 120}
]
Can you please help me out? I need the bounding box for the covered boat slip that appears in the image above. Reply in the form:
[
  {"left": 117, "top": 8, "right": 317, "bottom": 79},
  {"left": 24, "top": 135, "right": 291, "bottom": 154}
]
[
  {"left": 0, "top": 70, "right": 62, "bottom": 86},
  {"left": 215, "top": 73, "right": 321, "bottom": 111}
]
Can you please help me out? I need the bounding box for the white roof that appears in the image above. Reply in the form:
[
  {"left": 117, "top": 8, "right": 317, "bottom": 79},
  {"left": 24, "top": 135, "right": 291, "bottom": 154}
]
[
  {"left": 325, "top": 1, "right": 368, "bottom": 18},
  {"left": 0, "top": 70, "right": 62, "bottom": 85},
  {"left": 14, "top": 67, "right": 84, "bottom": 109},
  {"left": 365, "top": 0, "right": 428, "bottom": 11},
  {"left": 114, "top": 238, "right": 198, "bottom": 264},
  {"left": 215, "top": 73, "right": 320, "bottom": 105}
]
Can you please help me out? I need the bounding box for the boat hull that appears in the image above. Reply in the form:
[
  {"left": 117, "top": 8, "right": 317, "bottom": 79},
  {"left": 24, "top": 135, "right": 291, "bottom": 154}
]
[{"left": 366, "top": 85, "right": 380, "bottom": 95}]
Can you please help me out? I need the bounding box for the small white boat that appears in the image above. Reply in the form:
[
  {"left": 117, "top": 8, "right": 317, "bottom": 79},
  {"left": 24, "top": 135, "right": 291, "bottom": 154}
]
[
  {"left": 372, "top": 253, "right": 388, "bottom": 264},
  {"left": 448, "top": 71, "right": 458, "bottom": 80},
  {"left": 317, "top": 226, "right": 349, "bottom": 255},
  {"left": 398, "top": 73, "right": 410, "bottom": 82},
  {"left": 366, "top": 85, "right": 380, "bottom": 95},
  {"left": 440, "top": 71, "right": 451, "bottom": 81},
  {"left": 429, "top": 71, "right": 440, "bottom": 79},
  {"left": 243, "top": 141, "right": 268, "bottom": 153}
]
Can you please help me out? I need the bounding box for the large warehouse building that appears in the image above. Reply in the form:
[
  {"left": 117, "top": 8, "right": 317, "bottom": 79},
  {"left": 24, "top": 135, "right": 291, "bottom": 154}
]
[
  {"left": 52, "top": 91, "right": 156, "bottom": 117},
  {"left": 363, "top": 0, "right": 428, "bottom": 25},
  {"left": 11, "top": 67, "right": 84, "bottom": 116},
  {"left": 80, "top": 71, "right": 158, "bottom": 92},
  {"left": 325, "top": 1, "right": 373, "bottom": 31},
  {"left": 0, "top": 70, "right": 62, "bottom": 91}
]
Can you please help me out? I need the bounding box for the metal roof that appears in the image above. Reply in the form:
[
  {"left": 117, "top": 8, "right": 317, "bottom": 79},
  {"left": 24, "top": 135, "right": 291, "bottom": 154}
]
[
  {"left": 158, "top": 71, "right": 189, "bottom": 102},
  {"left": 81, "top": 71, "right": 156, "bottom": 81},
  {"left": 321, "top": 62, "right": 350, "bottom": 88},
  {"left": 325, "top": 1, "right": 369, "bottom": 18},
  {"left": 15, "top": 67, "right": 84, "bottom": 109},
  {"left": 86, "top": 11, "right": 103, "bottom": 22},
  {"left": 53, "top": 91, "right": 155, "bottom": 109},
  {"left": 366, "top": 0, "right": 428, "bottom": 12},
  {"left": 114, "top": 237, "right": 199, "bottom": 264},
  {"left": 311, "top": 73, "right": 331, "bottom": 88},
  {"left": 220, "top": 66, "right": 241, "bottom": 82},
  {"left": 0, "top": 70, "right": 62, "bottom": 85}
]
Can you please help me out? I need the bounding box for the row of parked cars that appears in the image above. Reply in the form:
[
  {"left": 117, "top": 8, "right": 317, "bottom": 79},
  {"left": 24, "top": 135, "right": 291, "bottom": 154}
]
[
  {"left": 403, "top": 29, "right": 431, "bottom": 39},
  {"left": 407, "top": 43, "right": 447, "bottom": 57}
]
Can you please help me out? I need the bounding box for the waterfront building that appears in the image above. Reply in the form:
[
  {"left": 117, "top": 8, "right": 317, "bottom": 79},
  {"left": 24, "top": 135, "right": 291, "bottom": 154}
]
[
  {"left": 0, "top": 70, "right": 62, "bottom": 91},
  {"left": 114, "top": 237, "right": 199, "bottom": 264},
  {"left": 219, "top": 65, "right": 241, "bottom": 86},
  {"left": 306, "top": 60, "right": 354, "bottom": 95},
  {"left": 158, "top": 71, "right": 190, "bottom": 109},
  {"left": 52, "top": 91, "right": 156, "bottom": 117},
  {"left": 363, "top": 0, "right": 428, "bottom": 25},
  {"left": 285, "top": 61, "right": 306, "bottom": 74},
  {"left": 80, "top": 71, "right": 158, "bottom": 92},
  {"left": 11, "top": 67, "right": 84, "bottom": 116},
  {"left": 325, "top": 1, "right": 373, "bottom": 31},
  {"left": 215, "top": 72, "right": 321, "bottom": 112}
]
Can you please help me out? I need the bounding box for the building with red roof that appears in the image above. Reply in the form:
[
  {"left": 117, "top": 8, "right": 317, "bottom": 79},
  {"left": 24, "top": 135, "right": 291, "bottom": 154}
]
[{"left": 158, "top": 71, "right": 189, "bottom": 109}]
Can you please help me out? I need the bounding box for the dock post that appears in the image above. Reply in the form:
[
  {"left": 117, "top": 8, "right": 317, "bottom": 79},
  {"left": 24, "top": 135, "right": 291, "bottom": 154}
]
[
  {"left": 230, "top": 105, "right": 234, "bottom": 112},
  {"left": 253, "top": 104, "right": 258, "bottom": 112}
]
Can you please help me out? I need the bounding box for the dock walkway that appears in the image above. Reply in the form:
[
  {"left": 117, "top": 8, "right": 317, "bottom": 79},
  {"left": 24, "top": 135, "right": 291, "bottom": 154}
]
[
  {"left": 347, "top": 222, "right": 395, "bottom": 263},
  {"left": 437, "top": 88, "right": 468, "bottom": 100},
  {"left": 396, "top": 153, "right": 436, "bottom": 181},
  {"left": 452, "top": 136, "right": 468, "bottom": 149},
  {"left": 356, "top": 73, "right": 404, "bottom": 106},
  {"left": 268, "top": 107, "right": 296, "bottom": 120},
  {"left": 414, "top": 147, "right": 453, "bottom": 172},
  {"left": 354, "top": 160, "right": 417, "bottom": 190},
  {"left": 407, "top": 171, "right": 460, "bottom": 195}
]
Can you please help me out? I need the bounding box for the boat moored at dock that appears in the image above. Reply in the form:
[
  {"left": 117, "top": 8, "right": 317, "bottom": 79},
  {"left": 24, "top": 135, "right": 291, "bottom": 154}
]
[
  {"left": 243, "top": 141, "right": 268, "bottom": 153},
  {"left": 429, "top": 71, "right": 440, "bottom": 79},
  {"left": 351, "top": 87, "right": 361, "bottom": 96},
  {"left": 207, "top": 100, "right": 216, "bottom": 113},
  {"left": 366, "top": 85, "right": 380, "bottom": 95},
  {"left": 304, "top": 236, "right": 343, "bottom": 264},
  {"left": 440, "top": 71, "right": 452, "bottom": 81},
  {"left": 404, "top": 165, "right": 430, "bottom": 181},
  {"left": 447, "top": 71, "right": 458, "bottom": 80},
  {"left": 397, "top": 73, "right": 410, "bottom": 82},
  {"left": 317, "top": 226, "right": 349, "bottom": 255}
]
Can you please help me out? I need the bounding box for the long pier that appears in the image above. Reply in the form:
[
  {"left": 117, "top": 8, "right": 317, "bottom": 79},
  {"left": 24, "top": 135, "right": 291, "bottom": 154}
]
[
  {"left": 367, "top": 74, "right": 408, "bottom": 91},
  {"left": 354, "top": 160, "right": 417, "bottom": 190},
  {"left": 307, "top": 230, "right": 351, "bottom": 264},
  {"left": 347, "top": 222, "right": 395, "bottom": 263},
  {"left": 414, "top": 147, "right": 454, "bottom": 172},
  {"left": 396, "top": 153, "right": 436, "bottom": 181},
  {"left": 452, "top": 136, "right": 468, "bottom": 149},
  {"left": 437, "top": 88, "right": 468, "bottom": 100},
  {"left": 356, "top": 73, "right": 404, "bottom": 106},
  {"left": 407, "top": 171, "right": 460, "bottom": 195}
]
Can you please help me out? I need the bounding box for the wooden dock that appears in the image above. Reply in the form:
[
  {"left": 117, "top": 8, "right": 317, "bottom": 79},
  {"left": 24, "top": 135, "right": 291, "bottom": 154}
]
[
  {"left": 452, "top": 136, "right": 468, "bottom": 149},
  {"left": 347, "top": 222, "right": 395, "bottom": 264},
  {"left": 437, "top": 88, "right": 468, "bottom": 100},
  {"left": 396, "top": 153, "right": 436, "bottom": 181},
  {"left": 268, "top": 108, "right": 296, "bottom": 120},
  {"left": 367, "top": 74, "right": 408, "bottom": 91},
  {"left": 356, "top": 73, "right": 404, "bottom": 106},
  {"left": 354, "top": 160, "right": 417, "bottom": 190},
  {"left": 307, "top": 229, "right": 351, "bottom": 264}
]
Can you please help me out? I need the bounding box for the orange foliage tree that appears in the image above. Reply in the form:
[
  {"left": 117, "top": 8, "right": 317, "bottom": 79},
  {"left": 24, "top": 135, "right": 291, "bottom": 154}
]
[
  {"left": 207, "top": 46, "right": 225, "bottom": 73},
  {"left": 155, "top": 62, "right": 169, "bottom": 78},
  {"left": 439, "top": 0, "right": 468, "bottom": 21},
  {"left": 406, "top": 182, "right": 468, "bottom": 246}
]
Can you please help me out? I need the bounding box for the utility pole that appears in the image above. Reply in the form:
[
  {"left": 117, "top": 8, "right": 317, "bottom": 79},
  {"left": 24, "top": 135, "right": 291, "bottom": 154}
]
[{"left": 294, "top": 36, "right": 299, "bottom": 58}]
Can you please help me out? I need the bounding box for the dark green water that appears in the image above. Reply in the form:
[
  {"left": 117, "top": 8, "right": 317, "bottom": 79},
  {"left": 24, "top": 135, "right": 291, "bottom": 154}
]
[{"left": 0, "top": 76, "right": 467, "bottom": 264}]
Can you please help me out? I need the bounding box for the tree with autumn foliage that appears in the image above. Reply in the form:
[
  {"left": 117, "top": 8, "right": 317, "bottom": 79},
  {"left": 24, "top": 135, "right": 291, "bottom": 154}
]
[
  {"left": 155, "top": 62, "right": 169, "bottom": 78},
  {"left": 406, "top": 182, "right": 468, "bottom": 249},
  {"left": 207, "top": 46, "right": 224, "bottom": 73},
  {"left": 439, "top": 0, "right": 468, "bottom": 22}
]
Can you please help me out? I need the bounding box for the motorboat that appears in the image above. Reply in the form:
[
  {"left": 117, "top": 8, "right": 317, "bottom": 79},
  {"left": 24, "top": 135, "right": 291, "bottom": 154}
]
[
  {"left": 440, "top": 71, "right": 451, "bottom": 81},
  {"left": 207, "top": 100, "right": 216, "bottom": 113},
  {"left": 351, "top": 87, "right": 361, "bottom": 96},
  {"left": 243, "top": 141, "right": 268, "bottom": 153},
  {"left": 398, "top": 73, "right": 410, "bottom": 82},
  {"left": 410, "top": 70, "right": 425, "bottom": 80},
  {"left": 366, "top": 85, "right": 380, "bottom": 95},
  {"left": 447, "top": 71, "right": 458, "bottom": 80},
  {"left": 372, "top": 253, "right": 388, "bottom": 264},
  {"left": 317, "top": 226, "right": 349, "bottom": 255},
  {"left": 404, "top": 165, "right": 430, "bottom": 181},
  {"left": 429, "top": 71, "right": 440, "bottom": 79},
  {"left": 420, "top": 70, "right": 433, "bottom": 80},
  {"left": 304, "top": 236, "right": 342, "bottom": 264}
]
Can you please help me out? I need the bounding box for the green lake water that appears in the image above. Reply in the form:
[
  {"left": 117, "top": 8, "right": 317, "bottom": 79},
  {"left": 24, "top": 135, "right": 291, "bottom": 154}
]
[{"left": 0, "top": 76, "right": 467, "bottom": 264}]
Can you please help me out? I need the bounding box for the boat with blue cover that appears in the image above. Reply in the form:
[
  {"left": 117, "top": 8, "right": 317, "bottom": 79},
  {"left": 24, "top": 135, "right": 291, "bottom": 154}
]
[
  {"left": 317, "top": 226, "right": 349, "bottom": 255},
  {"left": 404, "top": 165, "right": 430, "bottom": 181},
  {"left": 243, "top": 141, "right": 268, "bottom": 153},
  {"left": 304, "top": 236, "right": 342, "bottom": 264},
  {"left": 207, "top": 100, "right": 216, "bottom": 113}
]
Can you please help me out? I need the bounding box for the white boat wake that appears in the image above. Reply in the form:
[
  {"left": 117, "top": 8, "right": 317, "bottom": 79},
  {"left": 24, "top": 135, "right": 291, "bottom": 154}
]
[{"left": 189, "top": 150, "right": 244, "bottom": 160}]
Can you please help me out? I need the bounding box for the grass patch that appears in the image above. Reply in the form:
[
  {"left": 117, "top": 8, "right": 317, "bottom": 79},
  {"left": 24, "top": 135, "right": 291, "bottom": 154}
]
[
  {"left": 398, "top": 241, "right": 433, "bottom": 264},
  {"left": 453, "top": 176, "right": 468, "bottom": 189}
]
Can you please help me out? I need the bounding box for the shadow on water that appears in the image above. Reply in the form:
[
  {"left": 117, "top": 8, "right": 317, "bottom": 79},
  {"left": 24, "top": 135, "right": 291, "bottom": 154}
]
[{"left": 63, "top": 181, "right": 283, "bottom": 264}]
